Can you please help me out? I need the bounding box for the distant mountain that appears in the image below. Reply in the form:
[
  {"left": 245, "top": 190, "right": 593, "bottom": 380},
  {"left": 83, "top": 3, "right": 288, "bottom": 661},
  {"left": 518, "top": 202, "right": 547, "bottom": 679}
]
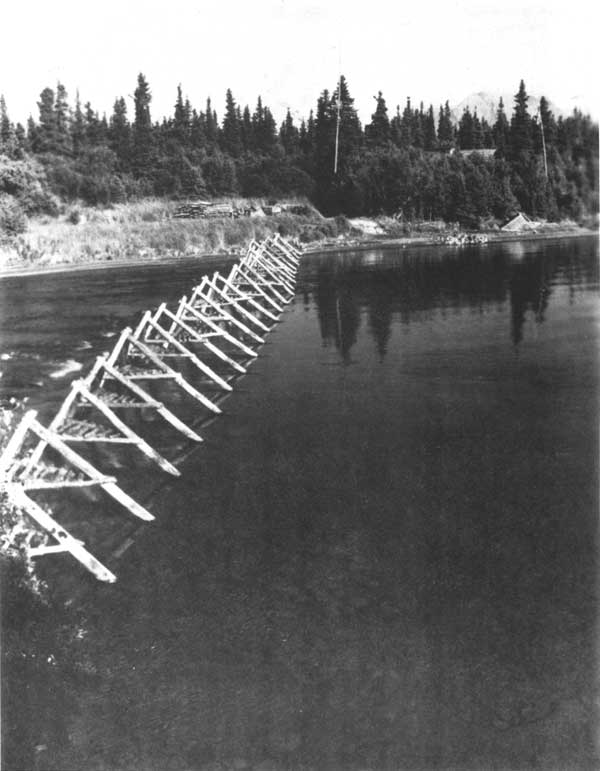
[{"left": 450, "top": 91, "right": 565, "bottom": 125}]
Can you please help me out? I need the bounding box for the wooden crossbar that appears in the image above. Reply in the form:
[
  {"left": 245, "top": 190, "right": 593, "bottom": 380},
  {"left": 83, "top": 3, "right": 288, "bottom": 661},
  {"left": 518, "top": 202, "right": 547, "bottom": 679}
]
[
  {"left": 123, "top": 331, "right": 222, "bottom": 413},
  {"left": 6, "top": 484, "right": 116, "bottom": 582},
  {"left": 189, "top": 284, "right": 265, "bottom": 344},
  {"left": 1, "top": 411, "right": 154, "bottom": 522},
  {"left": 100, "top": 360, "right": 204, "bottom": 440},
  {"left": 141, "top": 311, "right": 233, "bottom": 392},
  {"left": 251, "top": 243, "right": 296, "bottom": 281},
  {"left": 246, "top": 250, "right": 295, "bottom": 294},
  {"left": 160, "top": 301, "right": 246, "bottom": 374},
  {"left": 267, "top": 234, "right": 302, "bottom": 265},
  {"left": 271, "top": 233, "right": 302, "bottom": 261},
  {"left": 0, "top": 236, "right": 302, "bottom": 586},
  {"left": 213, "top": 272, "right": 280, "bottom": 323},
  {"left": 178, "top": 298, "right": 258, "bottom": 358},
  {"left": 203, "top": 274, "right": 271, "bottom": 333},
  {"left": 234, "top": 262, "right": 289, "bottom": 307}
]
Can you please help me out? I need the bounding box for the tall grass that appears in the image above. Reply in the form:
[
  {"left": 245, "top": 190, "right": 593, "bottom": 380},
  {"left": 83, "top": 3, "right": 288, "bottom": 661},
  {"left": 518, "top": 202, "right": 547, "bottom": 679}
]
[{"left": 0, "top": 197, "right": 330, "bottom": 268}]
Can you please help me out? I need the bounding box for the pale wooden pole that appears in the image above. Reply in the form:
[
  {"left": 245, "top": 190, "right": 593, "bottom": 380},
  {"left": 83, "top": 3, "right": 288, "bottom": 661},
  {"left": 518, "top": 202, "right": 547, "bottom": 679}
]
[{"left": 7, "top": 484, "right": 117, "bottom": 582}]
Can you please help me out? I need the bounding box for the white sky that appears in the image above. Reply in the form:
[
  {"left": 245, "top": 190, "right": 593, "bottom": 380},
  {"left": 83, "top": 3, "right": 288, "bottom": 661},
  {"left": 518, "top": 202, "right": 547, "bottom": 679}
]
[{"left": 1, "top": 0, "right": 597, "bottom": 126}]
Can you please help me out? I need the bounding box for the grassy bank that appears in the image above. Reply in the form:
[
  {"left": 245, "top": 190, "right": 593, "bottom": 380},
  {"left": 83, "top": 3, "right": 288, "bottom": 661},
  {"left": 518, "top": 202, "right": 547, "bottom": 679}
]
[
  {"left": 0, "top": 198, "right": 595, "bottom": 275},
  {"left": 0, "top": 197, "right": 348, "bottom": 272}
]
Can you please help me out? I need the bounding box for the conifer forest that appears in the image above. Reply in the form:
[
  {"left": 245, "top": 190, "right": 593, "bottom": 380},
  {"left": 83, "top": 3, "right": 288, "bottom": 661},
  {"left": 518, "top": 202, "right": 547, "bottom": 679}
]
[{"left": 0, "top": 74, "right": 597, "bottom": 235}]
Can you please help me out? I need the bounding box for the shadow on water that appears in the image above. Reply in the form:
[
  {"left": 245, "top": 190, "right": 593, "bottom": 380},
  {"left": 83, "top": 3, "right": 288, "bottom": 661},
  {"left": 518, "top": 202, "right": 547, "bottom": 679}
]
[{"left": 2, "top": 237, "right": 599, "bottom": 771}]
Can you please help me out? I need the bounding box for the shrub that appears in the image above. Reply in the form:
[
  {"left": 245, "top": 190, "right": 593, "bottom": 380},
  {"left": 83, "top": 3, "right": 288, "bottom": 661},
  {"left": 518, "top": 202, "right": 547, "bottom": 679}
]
[
  {"left": 0, "top": 194, "right": 26, "bottom": 235},
  {"left": 67, "top": 207, "right": 81, "bottom": 225}
]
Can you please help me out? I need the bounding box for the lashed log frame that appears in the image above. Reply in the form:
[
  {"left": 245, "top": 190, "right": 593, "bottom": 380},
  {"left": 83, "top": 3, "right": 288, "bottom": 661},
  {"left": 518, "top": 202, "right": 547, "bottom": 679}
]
[
  {"left": 212, "top": 271, "right": 280, "bottom": 323},
  {"left": 24, "top": 354, "right": 180, "bottom": 477},
  {"left": 99, "top": 358, "right": 205, "bottom": 439},
  {"left": 234, "top": 261, "right": 291, "bottom": 307},
  {"left": 188, "top": 281, "right": 266, "bottom": 345},
  {"left": 0, "top": 236, "right": 302, "bottom": 583},
  {"left": 229, "top": 264, "right": 285, "bottom": 313},
  {"left": 245, "top": 249, "right": 296, "bottom": 296},
  {"left": 201, "top": 274, "right": 272, "bottom": 333},
  {"left": 137, "top": 308, "right": 233, "bottom": 392},
  {"left": 176, "top": 297, "right": 258, "bottom": 359},
  {"left": 248, "top": 239, "right": 298, "bottom": 281},
  {"left": 250, "top": 241, "right": 297, "bottom": 282},
  {"left": 160, "top": 301, "right": 246, "bottom": 374},
  {"left": 104, "top": 325, "right": 219, "bottom": 415}
]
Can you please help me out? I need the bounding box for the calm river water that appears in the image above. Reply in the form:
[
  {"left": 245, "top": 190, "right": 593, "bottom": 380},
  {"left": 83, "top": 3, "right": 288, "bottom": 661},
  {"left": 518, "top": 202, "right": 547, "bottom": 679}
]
[{"left": 1, "top": 236, "right": 598, "bottom": 770}]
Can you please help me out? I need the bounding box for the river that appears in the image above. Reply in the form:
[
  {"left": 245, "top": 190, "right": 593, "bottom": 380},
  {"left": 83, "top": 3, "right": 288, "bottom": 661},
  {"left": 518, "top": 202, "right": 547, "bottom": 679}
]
[{"left": 1, "top": 236, "right": 598, "bottom": 770}]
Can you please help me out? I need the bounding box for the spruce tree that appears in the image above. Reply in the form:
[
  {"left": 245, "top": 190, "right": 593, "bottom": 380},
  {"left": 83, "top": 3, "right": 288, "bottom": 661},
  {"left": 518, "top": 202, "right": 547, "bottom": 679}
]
[
  {"left": 280, "top": 109, "right": 299, "bottom": 155},
  {"left": 173, "top": 85, "right": 191, "bottom": 146},
  {"left": 0, "top": 95, "right": 17, "bottom": 157},
  {"left": 71, "top": 91, "right": 85, "bottom": 157},
  {"left": 241, "top": 105, "right": 253, "bottom": 152},
  {"left": 472, "top": 109, "right": 483, "bottom": 149},
  {"left": 221, "top": 89, "right": 242, "bottom": 157},
  {"left": 55, "top": 82, "right": 72, "bottom": 154},
  {"left": 423, "top": 105, "right": 437, "bottom": 150},
  {"left": 493, "top": 97, "right": 509, "bottom": 157},
  {"left": 204, "top": 98, "right": 219, "bottom": 147},
  {"left": 190, "top": 109, "right": 206, "bottom": 150},
  {"left": 109, "top": 97, "right": 131, "bottom": 169},
  {"left": 458, "top": 108, "right": 474, "bottom": 149},
  {"left": 400, "top": 97, "right": 413, "bottom": 148},
  {"left": 510, "top": 79, "right": 533, "bottom": 156},
  {"left": 365, "top": 91, "right": 390, "bottom": 146},
  {"left": 437, "top": 101, "right": 454, "bottom": 150},
  {"left": 335, "top": 76, "right": 362, "bottom": 163},
  {"left": 36, "top": 87, "right": 56, "bottom": 153},
  {"left": 132, "top": 73, "right": 155, "bottom": 178},
  {"left": 412, "top": 102, "right": 425, "bottom": 149}
]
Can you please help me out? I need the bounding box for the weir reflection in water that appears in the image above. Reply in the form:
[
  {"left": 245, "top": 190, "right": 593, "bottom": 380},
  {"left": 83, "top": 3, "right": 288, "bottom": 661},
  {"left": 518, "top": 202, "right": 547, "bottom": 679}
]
[{"left": 1, "top": 237, "right": 598, "bottom": 771}]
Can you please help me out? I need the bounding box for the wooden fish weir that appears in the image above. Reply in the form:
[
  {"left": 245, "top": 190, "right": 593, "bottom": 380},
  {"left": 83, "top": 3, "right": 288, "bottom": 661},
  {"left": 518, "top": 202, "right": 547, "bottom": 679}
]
[{"left": 0, "top": 235, "right": 302, "bottom": 583}]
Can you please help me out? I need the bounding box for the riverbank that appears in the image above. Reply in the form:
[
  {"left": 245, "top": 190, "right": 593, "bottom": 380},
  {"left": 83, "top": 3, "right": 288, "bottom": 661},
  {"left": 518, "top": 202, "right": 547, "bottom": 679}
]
[{"left": 0, "top": 198, "right": 596, "bottom": 278}]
